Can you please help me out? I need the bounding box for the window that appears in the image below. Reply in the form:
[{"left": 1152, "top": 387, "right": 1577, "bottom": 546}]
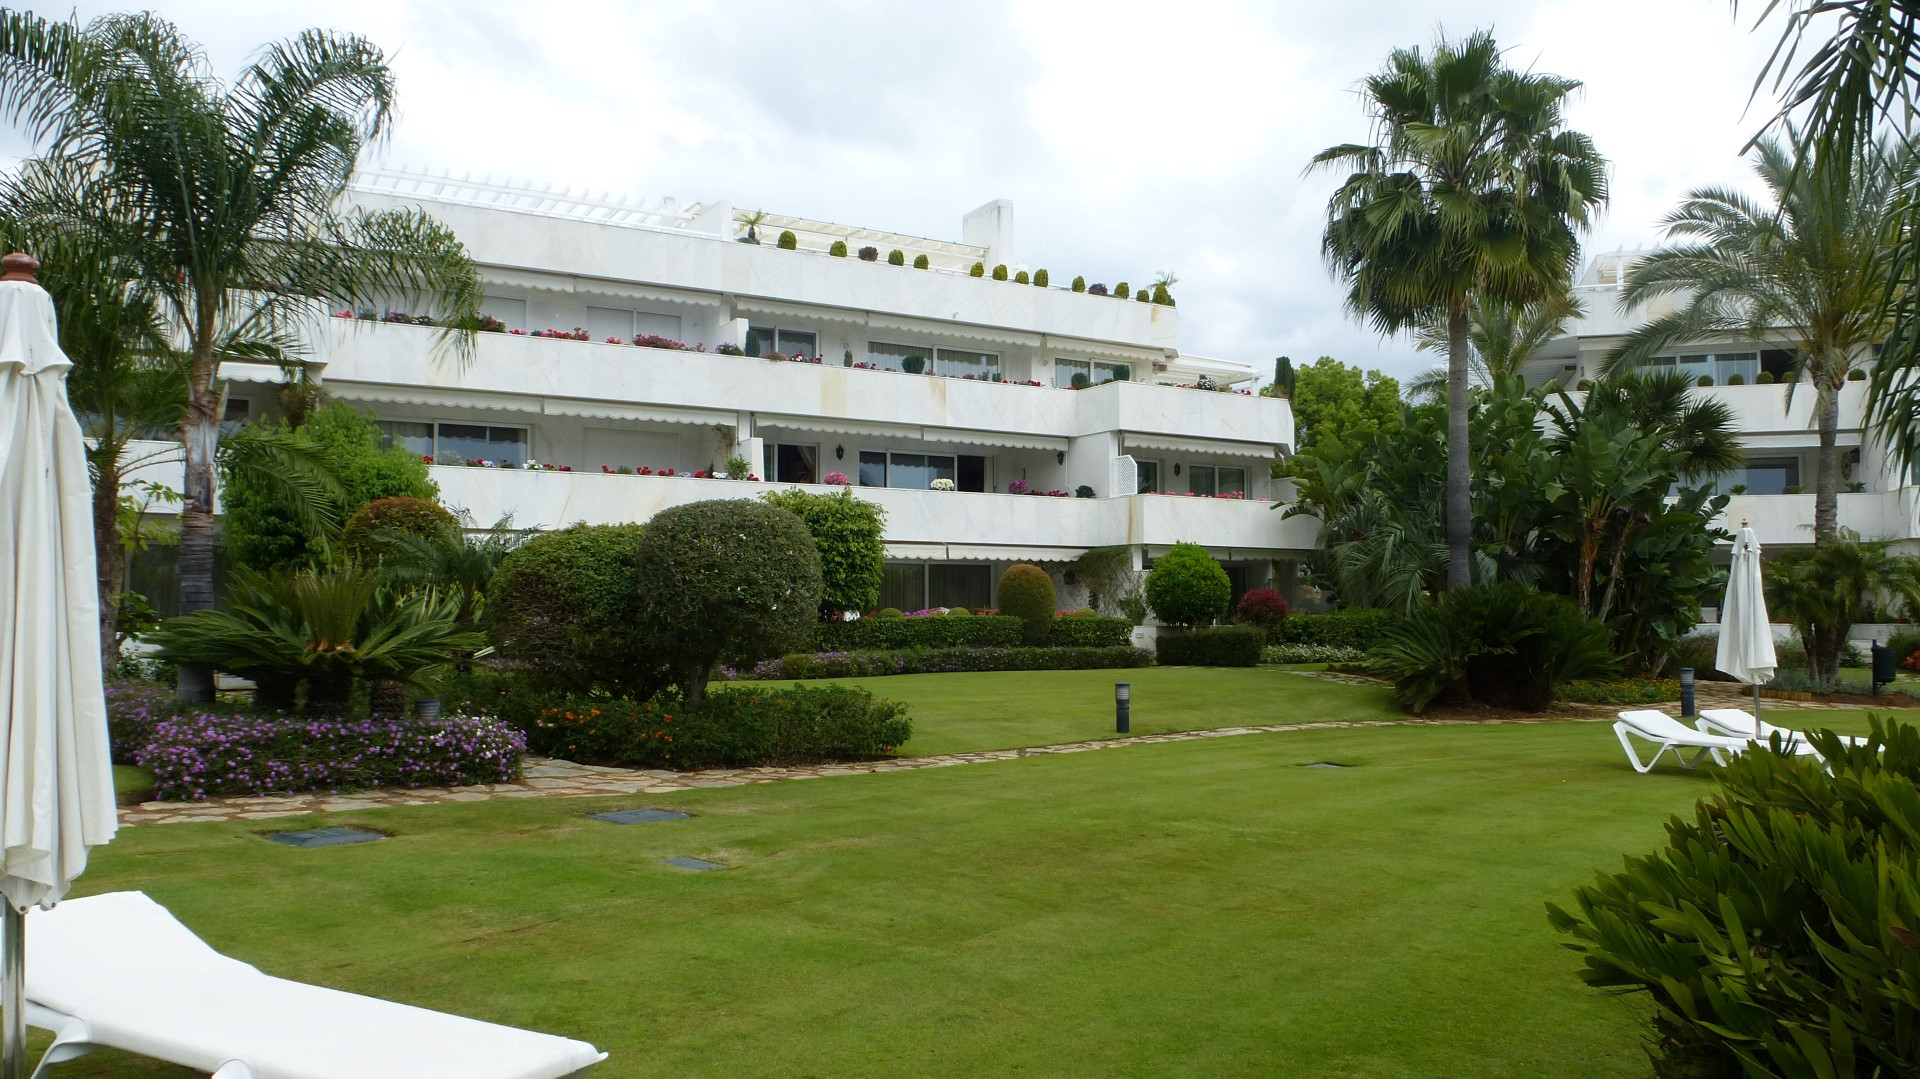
[
  {"left": 480, "top": 295, "right": 527, "bottom": 331},
  {"left": 879, "top": 563, "right": 926, "bottom": 612},
  {"left": 1054, "top": 357, "right": 1127, "bottom": 388},
  {"left": 930, "top": 564, "right": 992, "bottom": 610},
  {"left": 858, "top": 450, "right": 888, "bottom": 487},
  {"left": 868, "top": 341, "right": 932, "bottom": 373},
  {"left": 377, "top": 420, "right": 435, "bottom": 457},
  {"left": 1733, "top": 456, "right": 1801, "bottom": 496},
  {"left": 888, "top": 453, "right": 956, "bottom": 490},
  {"left": 774, "top": 443, "right": 819, "bottom": 484},
  {"left": 1188, "top": 465, "right": 1247, "bottom": 497},
  {"left": 585, "top": 306, "right": 632, "bottom": 340},
  {"left": 436, "top": 423, "right": 529, "bottom": 465},
  {"left": 222, "top": 398, "right": 251, "bottom": 423},
  {"left": 935, "top": 348, "right": 999, "bottom": 381},
  {"left": 1136, "top": 460, "right": 1161, "bottom": 494},
  {"left": 957, "top": 454, "right": 987, "bottom": 493},
  {"left": 748, "top": 326, "right": 817, "bottom": 358},
  {"left": 1649, "top": 352, "right": 1760, "bottom": 383}
]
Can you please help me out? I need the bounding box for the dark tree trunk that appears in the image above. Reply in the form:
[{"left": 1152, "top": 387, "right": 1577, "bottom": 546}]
[
  {"left": 175, "top": 333, "right": 221, "bottom": 703},
  {"left": 1813, "top": 376, "right": 1842, "bottom": 545},
  {"left": 1445, "top": 302, "right": 1473, "bottom": 590}
]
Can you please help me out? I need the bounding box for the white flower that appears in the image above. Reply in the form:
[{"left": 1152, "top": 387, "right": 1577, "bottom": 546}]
[{"left": 930, "top": 478, "right": 956, "bottom": 491}]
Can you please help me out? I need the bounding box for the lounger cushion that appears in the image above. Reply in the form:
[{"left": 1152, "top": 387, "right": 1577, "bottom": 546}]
[{"left": 27, "top": 891, "right": 605, "bottom": 1079}]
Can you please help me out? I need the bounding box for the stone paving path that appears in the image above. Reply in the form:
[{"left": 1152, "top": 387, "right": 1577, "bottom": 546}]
[{"left": 123, "top": 711, "right": 1605, "bottom": 827}]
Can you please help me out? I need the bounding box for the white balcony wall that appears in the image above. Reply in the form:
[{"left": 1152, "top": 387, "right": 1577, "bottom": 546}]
[
  {"left": 428, "top": 468, "right": 1319, "bottom": 556},
  {"left": 1716, "top": 490, "right": 1920, "bottom": 547},
  {"left": 353, "top": 190, "right": 1179, "bottom": 353}
]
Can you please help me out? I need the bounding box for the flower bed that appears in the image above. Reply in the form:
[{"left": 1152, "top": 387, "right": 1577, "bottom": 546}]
[
  {"left": 529, "top": 684, "right": 910, "bottom": 769},
  {"left": 809, "top": 616, "right": 1023, "bottom": 651},
  {"left": 725, "top": 645, "right": 1151, "bottom": 680},
  {"left": 134, "top": 709, "right": 525, "bottom": 801},
  {"left": 105, "top": 680, "right": 177, "bottom": 763}
]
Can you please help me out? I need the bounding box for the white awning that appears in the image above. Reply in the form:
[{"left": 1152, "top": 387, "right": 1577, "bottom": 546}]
[
  {"left": 928, "top": 427, "right": 1067, "bottom": 452},
  {"left": 866, "top": 314, "right": 1041, "bottom": 349},
  {"left": 543, "top": 399, "right": 730, "bottom": 426},
  {"left": 485, "top": 269, "right": 721, "bottom": 308},
  {"left": 326, "top": 382, "right": 542, "bottom": 415},
  {"left": 759, "top": 415, "right": 916, "bottom": 439},
  {"left": 1738, "top": 432, "right": 1862, "bottom": 449},
  {"left": 218, "top": 362, "right": 289, "bottom": 385},
  {"left": 1124, "top": 433, "right": 1278, "bottom": 459},
  {"left": 883, "top": 543, "right": 948, "bottom": 560},
  {"left": 735, "top": 297, "right": 869, "bottom": 326},
  {"left": 945, "top": 544, "right": 1084, "bottom": 563}
]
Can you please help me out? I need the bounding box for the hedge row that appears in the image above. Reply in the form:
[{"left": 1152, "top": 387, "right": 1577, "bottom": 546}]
[
  {"left": 807, "top": 616, "right": 1022, "bottom": 651},
  {"left": 527, "top": 684, "right": 911, "bottom": 769},
  {"left": 1261, "top": 643, "right": 1368, "bottom": 665},
  {"left": 1157, "top": 626, "right": 1264, "bottom": 667},
  {"left": 1047, "top": 616, "right": 1134, "bottom": 648},
  {"left": 730, "top": 645, "right": 1152, "bottom": 681},
  {"left": 1268, "top": 608, "right": 1403, "bottom": 650}
]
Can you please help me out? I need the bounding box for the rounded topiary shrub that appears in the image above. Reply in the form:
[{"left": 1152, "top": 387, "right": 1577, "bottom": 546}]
[
  {"left": 1014, "top": 270, "right": 1030, "bottom": 284},
  {"left": 338, "top": 495, "right": 456, "bottom": 565},
  {"left": 1758, "top": 371, "right": 1776, "bottom": 384},
  {"left": 877, "top": 608, "right": 904, "bottom": 619},
  {"left": 1235, "top": 587, "right": 1290, "bottom": 634},
  {"left": 913, "top": 253, "right": 929, "bottom": 269},
  {"left": 858, "top": 246, "right": 879, "bottom": 261},
  {"left": 997, "top": 563, "right": 1057, "bottom": 644},
  {"left": 829, "top": 240, "right": 848, "bottom": 257},
  {"left": 1145, "top": 542, "right": 1231, "bottom": 627},
  {"left": 1114, "top": 282, "right": 1130, "bottom": 299},
  {"left": 1034, "top": 269, "right": 1049, "bottom": 288},
  {"left": 777, "top": 230, "right": 798, "bottom": 250},
  {"left": 1849, "top": 368, "right": 1868, "bottom": 381},
  {"left": 633, "top": 500, "right": 822, "bottom": 703},
  {"left": 1137, "top": 289, "right": 1152, "bottom": 303},
  {"left": 946, "top": 607, "right": 973, "bottom": 617},
  {"left": 486, "top": 524, "right": 650, "bottom": 695},
  {"left": 1152, "top": 284, "right": 1174, "bottom": 306},
  {"left": 1697, "top": 375, "right": 1714, "bottom": 387},
  {"left": 888, "top": 249, "right": 906, "bottom": 266},
  {"left": 1071, "top": 275, "right": 1086, "bottom": 293},
  {"left": 1088, "top": 283, "right": 1108, "bottom": 296},
  {"left": 970, "top": 262, "right": 985, "bottom": 278},
  {"left": 992, "top": 264, "right": 1009, "bottom": 281}
]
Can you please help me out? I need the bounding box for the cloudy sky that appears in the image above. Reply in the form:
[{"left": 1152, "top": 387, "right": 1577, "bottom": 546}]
[{"left": 23, "top": 0, "right": 1799, "bottom": 382}]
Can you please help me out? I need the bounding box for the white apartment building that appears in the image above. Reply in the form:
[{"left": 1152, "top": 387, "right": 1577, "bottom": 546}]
[
  {"left": 130, "top": 170, "right": 1319, "bottom": 614},
  {"left": 1521, "top": 252, "right": 1918, "bottom": 553}
]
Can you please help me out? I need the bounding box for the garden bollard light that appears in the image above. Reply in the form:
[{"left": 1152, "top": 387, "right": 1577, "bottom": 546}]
[
  {"left": 1678, "top": 668, "right": 1695, "bottom": 718},
  {"left": 1115, "top": 682, "right": 1130, "bottom": 734}
]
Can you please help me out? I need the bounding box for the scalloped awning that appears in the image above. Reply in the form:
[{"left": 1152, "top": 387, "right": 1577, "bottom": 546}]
[{"left": 1124, "top": 433, "right": 1279, "bottom": 459}]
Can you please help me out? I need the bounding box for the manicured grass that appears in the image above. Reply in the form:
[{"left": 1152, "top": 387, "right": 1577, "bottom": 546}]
[
  {"left": 111, "top": 764, "right": 153, "bottom": 800},
  {"left": 55, "top": 720, "right": 1704, "bottom": 1078},
  {"left": 794, "top": 666, "right": 1401, "bottom": 756}
]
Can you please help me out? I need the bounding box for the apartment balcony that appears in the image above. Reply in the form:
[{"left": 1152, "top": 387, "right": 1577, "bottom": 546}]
[
  {"left": 1717, "top": 489, "right": 1920, "bottom": 547},
  {"left": 315, "top": 320, "right": 1292, "bottom": 453},
  {"left": 1702, "top": 382, "right": 1869, "bottom": 447},
  {"left": 428, "top": 467, "right": 1321, "bottom": 559}
]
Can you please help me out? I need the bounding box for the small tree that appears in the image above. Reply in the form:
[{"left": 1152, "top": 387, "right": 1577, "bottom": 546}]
[
  {"left": 887, "top": 249, "right": 906, "bottom": 266},
  {"left": 970, "top": 262, "right": 985, "bottom": 277},
  {"left": 1071, "top": 275, "right": 1086, "bottom": 293},
  {"left": 1235, "top": 587, "right": 1290, "bottom": 633},
  {"left": 485, "top": 524, "right": 652, "bottom": 695},
  {"left": 829, "top": 240, "right": 848, "bottom": 257},
  {"left": 992, "top": 264, "right": 1009, "bottom": 281},
  {"left": 760, "top": 487, "right": 886, "bottom": 618},
  {"left": 633, "top": 500, "right": 822, "bottom": 703},
  {"left": 1014, "top": 269, "right": 1030, "bottom": 284},
  {"left": 1114, "top": 281, "right": 1131, "bottom": 299},
  {"left": 338, "top": 496, "right": 456, "bottom": 566},
  {"left": 912, "top": 253, "right": 929, "bottom": 269},
  {"left": 1146, "top": 543, "right": 1231, "bottom": 627},
  {"left": 997, "top": 564, "right": 1056, "bottom": 644},
  {"left": 776, "top": 229, "right": 798, "bottom": 250},
  {"left": 1034, "top": 268, "right": 1049, "bottom": 287}
]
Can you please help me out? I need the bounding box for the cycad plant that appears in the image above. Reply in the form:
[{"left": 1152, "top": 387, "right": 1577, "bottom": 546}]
[
  {"left": 149, "top": 567, "right": 479, "bottom": 715},
  {"left": 1764, "top": 530, "right": 1920, "bottom": 684},
  {"left": 0, "top": 11, "right": 481, "bottom": 700},
  {"left": 365, "top": 514, "right": 523, "bottom": 629}
]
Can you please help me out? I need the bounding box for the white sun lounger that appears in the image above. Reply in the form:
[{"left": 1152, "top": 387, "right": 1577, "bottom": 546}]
[
  {"left": 23, "top": 890, "right": 606, "bottom": 1079},
  {"left": 1613, "top": 709, "right": 1758, "bottom": 773},
  {"left": 1697, "top": 708, "right": 1868, "bottom": 750}
]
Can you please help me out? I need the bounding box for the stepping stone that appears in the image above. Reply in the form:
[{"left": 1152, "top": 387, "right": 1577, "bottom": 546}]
[
  {"left": 264, "top": 826, "right": 385, "bottom": 847},
  {"left": 1300, "top": 762, "right": 1350, "bottom": 769},
  {"left": 591, "top": 808, "right": 690, "bottom": 825},
  {"left": 661, "top": 856, "right": 725, "bottom": 871}
]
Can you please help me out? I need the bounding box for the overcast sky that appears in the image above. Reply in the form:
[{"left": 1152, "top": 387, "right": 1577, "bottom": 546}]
[{"left": 22, "top": 0, "right": 1799, "bottom": 382}]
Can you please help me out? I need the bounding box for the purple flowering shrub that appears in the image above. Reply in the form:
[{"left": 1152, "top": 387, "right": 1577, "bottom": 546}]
[
  {"left": 105, "top": 680, "right": 180, "bottom": 763},
  {"left": 722, "top": 645, "right": 1151, "bottom": 681},
  {"left": 135, "top": 711, "right": 525, "bottom": 801}
]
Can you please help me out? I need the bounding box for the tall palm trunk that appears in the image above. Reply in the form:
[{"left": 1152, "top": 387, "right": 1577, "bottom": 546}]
[
  {"left": 1445, "top": 301, "right": 1472, "bottom": 589},
  {"left": 88, "top": 443, "right": 123, "bottom": 681},
  {"left": 175, "top": 331, "right": 221, "bottom": 702},
  {"left": 1813, "top": 376, "right": 1842, "bottom": 544}
]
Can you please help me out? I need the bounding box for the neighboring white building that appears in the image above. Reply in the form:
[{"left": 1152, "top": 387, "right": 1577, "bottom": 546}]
[
  {"left": 128, "top": 169, "right": 1318, "bottom": 613},
  {"left": 1521, "top": 251, "right": 1916, "bottom": 553}
]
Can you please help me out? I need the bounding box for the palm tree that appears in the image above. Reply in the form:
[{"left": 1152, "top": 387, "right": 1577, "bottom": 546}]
[
  {"left": 0, "top": 12, "right": 481, "bottom": 699},
  {"left": 1407, "top": 294, "right": 1584, "bottom": 403},
  {"left": 1603, "top": 135, "right": 1907, "bottom": 544},
  {"left": 1312, "top": 29, "right": 1608, "bottom": 589}
]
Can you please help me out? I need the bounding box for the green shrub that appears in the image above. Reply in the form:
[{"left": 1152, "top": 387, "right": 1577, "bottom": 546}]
[
  {"left": 1234, "top": 587, "right": 1290, "bottom": 634},
  {"left": 913, "top": 253, "right": 929, "bottom": 269},
  {"left": 1369, "top": 581, "right": 1615, "bottom": 713},
  {"left": 734, "top": 645, "right": 1151, "bottom": 680},
  {"left": 1551, "top": 718, "right": 1920, "bottom": 1078},
  {"left": 1575, "top": 378, "right": 1593, "bottom": 391},
  {"left": 997, "top": 564, "right": 1057, "bottom": 644},
  {"left": 1757, "top": 370, "right": 1776, "bottom": 384},
  {"left": 1726, "top": 373, "right": 1745, "bottom": 385},
  {"left": 900, "top": 355, "right": 926, "bottom": 374},
  {"left": 1886, "top": 630, "right": 1920, "bottom": 667},
  {"left": 1014, "top": 269, "right": 1030, "bottom": 284},
  {"left": 878, "top": 607, "right": 904, "bottom": 619},
  {"left": 633, "top": 500, "right": 822, "bottom": 703},
  {"left": 808, "top": 616, "right": 1021, "bottom": 652},
  {"left": 1137, "top": 290, "right": 1152, "bottom": 303},
  {"left": 222, "top": 401, "right": 437, "bottom": 572},
  {"left": 1270, "top": 608, "right": 1402, "bottom": 650},
  {"left": 992, "top": 263, "right": 1009, "bottom": 281},
  {"left": 1849, "top": 367, "right": 1867, "bottom": 381},
  {"left": 337, "top": 495, "right": 456, "bottom": 565},
  {"left": 485, "top": 524, "right": 651, "bottom": 695},
  {"left": 777, "top": 229, "right": 798, "bottom": 250},
  {"left": 760, "top": 487, "right": 886, "bottom": 618},
  {"left": 946, "top": 607, "right": 973, "bottom": 617},
  {"left": 1151, "top": 283, "right": 1174, "bottom": 306},
  {"left": 1048, "top": 616, "right": 1134, "bottom": 648},
  {"left": 1071, "top": 275, "right": 1086, "bottom": 293},
  {"left": 1033, "top": 268, "right": 1049, "bottom": 287},
  {"left": 1555, "top": 677, "right": 1681, "bottom": 705},
  {"left": 530, "top": 685, "right": 911, "bottom": 769},
  {"left": 1696, "top": 374, "right": 1714, "bottom": 387},
  {"left": 1261, "top": 643, "right": 1367, "bottom": 665},
  {"left": 1667, "top": 632, "right": 1734, "bottom": 680},
  {"left": 1114, "top": 281, "right": 1131, "bottom": 299},
  {"left": 970, "top": 262, "right": 984, "bottom": 277},
  {"left": 888, "top": 249, "right": 905, "bottom": 266},
  {"left": 1145, "top": 542, "right": 1230, "bottom": 627},
  {"left": 829, "top": 240, "right": 848, "bottom": 257},
  {"left": 1157, "top": 626, "right": 1263, "bottom": 667}
]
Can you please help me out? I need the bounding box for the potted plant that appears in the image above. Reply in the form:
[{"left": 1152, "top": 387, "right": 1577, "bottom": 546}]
[
  {"left": 931, "top": 478, "right": 956, "bottom": 492},
  {"left": 858, "top": 246, "right": 879, "bottom": 262}
]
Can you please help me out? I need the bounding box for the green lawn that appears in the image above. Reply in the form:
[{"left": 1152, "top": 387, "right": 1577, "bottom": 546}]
[
  {"left": 800, "top": 666, "right": 1401, "bottom": 756},
  {"left": 54, "top": 720, "right": 1706, "bottom": 1078}
]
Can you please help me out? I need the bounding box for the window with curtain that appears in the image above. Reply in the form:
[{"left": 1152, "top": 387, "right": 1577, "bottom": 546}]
[
  {"left": 436, "top": 423, "right": 529, "bottom": 465},
  {"left": 1136, "top": 460, "right": 1161, "bottom": 494},
  {"left": 585, "top": 306, "right": 634, "bottom": 340},
  {"left": 1054, "top": 358, "right": 1090, "bottom": 388},
  {"left": 858, "top": 451, "right": 888, "bottom": 487},
  {"left": 888, "top": 453, "right": 956, "bottom": 490},
  {"left": 879, "top": 563, "right": 927, "bottom": 612},
  {"left": 929, "top": 565, "right": 992, "bottom": 610},
  {"left": 376, "top": 420, "right": 434, "bottom": 457},
  {"left": 936, "top": 347, "right": 999, "bottom": 380},
  {"left": 774, "top": 444, "right": 818, "bottom": 484},
  {"left": 867, "top": 341, "right": 931, "bottom": 373}
]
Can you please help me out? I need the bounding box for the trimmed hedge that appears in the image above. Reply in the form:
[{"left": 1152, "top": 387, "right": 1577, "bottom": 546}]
[
  {"left": 1261, "top": 643, "right": 1367, "bottom": 665},
  {"left": 1156, "top": 626, "right": 1264, "bottom": 667},
  {"left": 338, "top": 495, "right": 456, "bottom": 565},
  {"left": 137, "top": 710, "right": 524, "bottom": 801},
  {"left": 529, "top": 684, "right": 911, "bottom": 769},
  {"left": 1268, "top": 607, "right": 1403, "bottom": 650},
  {"left": 1557, "top": 678, "right": 1682, "bottom": 705},
  {"left": 999, "top": 564, "right": 1057, "bottom": 644},
  {"left": 730, "top": 645, "right": 1151, "bottom": 681},
  {"left": 486, "top": 524, "right": 649, "bottom": 694},
  {"left": 808, "top": 616, "right": 1022, "bottom": 651},
  {"left": 1048, "top": 616, "right": 1134, "bottom": 648}
]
